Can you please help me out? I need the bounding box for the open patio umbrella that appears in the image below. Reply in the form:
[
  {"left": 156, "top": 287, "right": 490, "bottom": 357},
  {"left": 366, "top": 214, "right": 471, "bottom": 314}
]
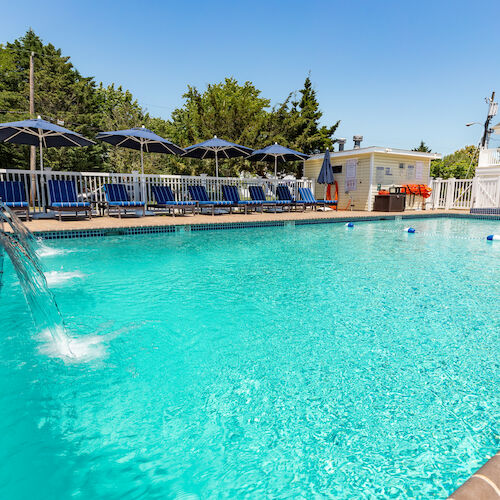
[
  {"left": 183, "top": 136, "right": 253, "bottom": 177},
  {"left": 317, "top": 149, "right": 337, "bottom": 203},
  {"left": 96, "top": 125, "right": 185, "bottom": 176},
  {"left": 0, "top": 116, "right": 95, "bottom": 171},
  {"left": 248, "top": 142, "right": 308, "bottom": 177}
]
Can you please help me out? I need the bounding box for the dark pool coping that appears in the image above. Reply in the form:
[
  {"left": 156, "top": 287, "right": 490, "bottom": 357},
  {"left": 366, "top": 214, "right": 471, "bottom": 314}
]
[{"left": 33, "top": 212, "right": 500, "bottom": 240}]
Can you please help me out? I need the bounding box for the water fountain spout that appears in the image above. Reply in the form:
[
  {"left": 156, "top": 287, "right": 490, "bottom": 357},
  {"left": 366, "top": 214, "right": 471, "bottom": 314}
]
[{"left": 0, "top": 203, "right": 73, "bottom": 356}]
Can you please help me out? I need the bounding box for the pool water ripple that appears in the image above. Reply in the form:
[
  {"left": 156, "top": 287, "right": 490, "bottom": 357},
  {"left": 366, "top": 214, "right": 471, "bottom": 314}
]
[{"left": 0, "top": 217, "right": 498, "bottom": 498}]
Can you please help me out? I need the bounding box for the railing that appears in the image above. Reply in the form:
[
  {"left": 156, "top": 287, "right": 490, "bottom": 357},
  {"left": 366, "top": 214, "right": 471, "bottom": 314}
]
[
  {"left": 428, "top": 177, "right": 500, "bottom": 210},
  {"left": 478, "top": 148, "right": 500, "bottom": 167},
  {"left": 0, "top": 168, "right": 314, "bottom": 213}
]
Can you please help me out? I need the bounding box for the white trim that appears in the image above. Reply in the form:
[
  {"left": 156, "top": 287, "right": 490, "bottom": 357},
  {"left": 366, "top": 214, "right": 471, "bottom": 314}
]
[
  {"left": 308, "top": 147, "right": 441, "bottom": 161},
  {"left": 368, "top": 152, "right": 375, "bottom": 211}
]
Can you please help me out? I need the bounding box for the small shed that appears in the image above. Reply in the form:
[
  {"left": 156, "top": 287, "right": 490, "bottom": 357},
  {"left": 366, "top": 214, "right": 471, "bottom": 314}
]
[{"left": 304, "top": 146, "right": 441, "bottom": 211}]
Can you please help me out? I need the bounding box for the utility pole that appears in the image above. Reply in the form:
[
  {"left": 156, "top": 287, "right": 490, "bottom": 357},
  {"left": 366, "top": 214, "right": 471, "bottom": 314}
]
[
  {"left": 480, "top": 91, "right": 497, "bottom": 148},
  {"left": 29, "top": 51, "right": 36, "bottom": 206}
]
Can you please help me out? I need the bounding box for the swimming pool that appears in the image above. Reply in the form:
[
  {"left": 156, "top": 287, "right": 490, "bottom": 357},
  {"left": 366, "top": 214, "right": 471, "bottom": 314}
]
[{"left": 1, "top": 217, "right": 499, "bottom": 498}]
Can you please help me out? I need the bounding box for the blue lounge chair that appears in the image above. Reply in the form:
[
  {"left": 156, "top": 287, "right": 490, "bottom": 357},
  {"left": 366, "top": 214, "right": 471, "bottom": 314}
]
[
  {"left": 248, "top": 185, "right": 292, "bottom": 212},
  {"left": 103, "top": 183, "right": 145, "bottom": 218},
  {"left": 0, "top": 181, "right": 30, "bottom": 220},
  {"left": 47, "top": 180, "right": 92, "bottom": 221},
  {"left": 298, "top": 187, "right": 337, "bottom": 211},
  {"left": 222, "top": 185, "right": 262, "bottom": 214},
  {"left": 187, "top": 185, "right": 233, "bottom": 216},
  {"left": 150, "top": 185, "right": 198, "bottom": 216},
  {"left": 276, "top": 185, "right": 307, "bottom": 211}
]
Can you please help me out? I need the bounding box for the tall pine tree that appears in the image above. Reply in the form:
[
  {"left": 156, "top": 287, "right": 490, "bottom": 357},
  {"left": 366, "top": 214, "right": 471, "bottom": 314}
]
[{"left": 287, "top": 76, "right": 339, "bottom": 155}]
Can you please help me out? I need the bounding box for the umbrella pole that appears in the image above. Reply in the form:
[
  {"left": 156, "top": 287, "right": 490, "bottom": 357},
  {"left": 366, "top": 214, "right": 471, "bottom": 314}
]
[
  {"left": 274, "top": 156, "right": 277, "bottom": 178},
  {"left": 215, "top": 151, "right": 219, "bottom": 178},
  {"left": 39, "top": 135, "right": 47, "bottom": 212},
  {"left": 39, "top": 136, "right": 43, "bottom": 172},
  {"left": 140, "top": 143, "right": 145, "bottom": 203}
]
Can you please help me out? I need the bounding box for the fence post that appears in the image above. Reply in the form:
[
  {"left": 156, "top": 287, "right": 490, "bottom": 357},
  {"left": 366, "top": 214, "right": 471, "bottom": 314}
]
[
  {"left": 471, "top": 177, "right": 478, "bottom": 209},
  {"left": 131, "top": 170, "right": 140, "bottom": 201},
  {"left": 445, "top": 178, "right": 455, "bottom": 210},
  {"left": 496, "top": 176, "right": 500, "bottom": 207}
]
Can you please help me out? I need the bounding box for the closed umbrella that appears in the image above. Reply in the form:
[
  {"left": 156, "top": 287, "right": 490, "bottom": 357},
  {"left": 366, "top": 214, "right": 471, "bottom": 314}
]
[
  {"left": 183, "top": 136, "right": 253, "bottom": 177},
  {"left": 248, "top": 142, "right": 308, "bottom": 177},
  {"left": 317, "top": 149, "right": 336, "bottom": 203},
  {"left": 0, "top": 116, "right": 95, "bottom": 171}
]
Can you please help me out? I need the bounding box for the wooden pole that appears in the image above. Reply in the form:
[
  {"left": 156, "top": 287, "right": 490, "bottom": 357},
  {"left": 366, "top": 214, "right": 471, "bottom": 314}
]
[{"left": 29, "top": 52, "right": 37, "bottom": 208}]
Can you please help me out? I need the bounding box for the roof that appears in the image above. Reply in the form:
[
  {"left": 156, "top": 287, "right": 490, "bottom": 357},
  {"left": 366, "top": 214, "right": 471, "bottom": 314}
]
[
  {"left": 492, "top": 122, "right": 500, "bottom": 133},
  {"left": 307, "top": 146, "right": 441, "bottom": 161}
]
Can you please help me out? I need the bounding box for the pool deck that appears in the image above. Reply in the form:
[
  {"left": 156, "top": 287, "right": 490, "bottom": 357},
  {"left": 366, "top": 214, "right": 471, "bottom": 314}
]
[
  {"left": 19, "top": 208, "right": 496, "bottom": 234},
  {"left": 449, "top": 452, "right": 500, "bottom": 499}
]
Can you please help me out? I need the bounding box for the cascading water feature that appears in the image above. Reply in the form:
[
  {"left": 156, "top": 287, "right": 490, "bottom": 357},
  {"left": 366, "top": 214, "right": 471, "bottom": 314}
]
[{"left": 0, "top": 204, "right": 73, "bottom": 356}]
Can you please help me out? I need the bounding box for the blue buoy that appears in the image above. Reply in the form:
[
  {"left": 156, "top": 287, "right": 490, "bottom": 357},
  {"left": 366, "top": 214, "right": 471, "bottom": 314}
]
[
  {"left": 486, "top": 234, "right": 500, "bottom": 241},
  {"left": 404, "top": 227, "right": 416, "bottom": 233},
  {"left": 345, "top": 222, "right": 354, "bottom": 228}
]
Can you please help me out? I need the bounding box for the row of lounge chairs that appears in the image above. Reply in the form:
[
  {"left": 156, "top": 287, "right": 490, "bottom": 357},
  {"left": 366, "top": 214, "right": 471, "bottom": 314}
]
[{"left": 0, "top": 180, "right": 337, "bottom": 220}]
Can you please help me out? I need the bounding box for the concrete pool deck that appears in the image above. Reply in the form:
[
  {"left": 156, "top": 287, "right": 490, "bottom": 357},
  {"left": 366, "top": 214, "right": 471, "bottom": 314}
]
[{"left": 19, "top": 208, "right": 497, "bottom": 235}]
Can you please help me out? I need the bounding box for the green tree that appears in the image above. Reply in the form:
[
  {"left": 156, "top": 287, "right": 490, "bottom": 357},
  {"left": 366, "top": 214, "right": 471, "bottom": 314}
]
[
  {"left": 431, "top": 145, "right": 478, "bottom": 179},
  {"left": 287, "top": 76, "right": 339, "bottom": 155},
  {"left": 0, "top": 29, "right": 104, "bottom": 171},
  {"left": 412, "top": 140, "right": 431, "bottom": 152},
  {"left": 168, "top": 78, "right": 271, "bottom": 176},
  {"left": 0, "top": 31, "right": 341, "bottom": 178}
]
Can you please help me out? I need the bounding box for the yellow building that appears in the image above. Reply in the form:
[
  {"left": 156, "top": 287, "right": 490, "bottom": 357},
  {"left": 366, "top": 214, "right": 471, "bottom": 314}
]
[{"left": 304, "top": 145, "right": 441, "bottom": 211}]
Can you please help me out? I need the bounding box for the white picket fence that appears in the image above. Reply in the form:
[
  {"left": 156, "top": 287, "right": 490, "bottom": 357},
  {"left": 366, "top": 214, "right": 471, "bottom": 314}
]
[
  {"left": 428, "top": 177, "right": 500, "bottom": 210},
  {"left": 0, "top": 168, "right": 314, "bottom": 213}
]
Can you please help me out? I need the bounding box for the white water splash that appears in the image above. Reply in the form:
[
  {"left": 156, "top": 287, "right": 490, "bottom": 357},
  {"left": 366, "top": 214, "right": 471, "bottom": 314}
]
[
  {"left": 37, "top": 329, "right": 109, "bottom": 363},
  {"left": 36, "top": 324, "right": 132, "bottom": 364},
  {"left": 37, "top": 244, "right": 72, "bottom": 258},
  {"left": 45, "top": 270, "right": 85, "bottom": 286}
]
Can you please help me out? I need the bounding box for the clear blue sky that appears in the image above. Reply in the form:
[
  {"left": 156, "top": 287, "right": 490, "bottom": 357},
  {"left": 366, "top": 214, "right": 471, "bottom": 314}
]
[{"left": 1, "top": 0, "right": 499, "bottom": 155}]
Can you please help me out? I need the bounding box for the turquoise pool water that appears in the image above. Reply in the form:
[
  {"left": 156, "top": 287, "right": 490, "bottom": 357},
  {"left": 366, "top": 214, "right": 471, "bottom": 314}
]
[{"left": 1, "top": 217, "right": 499, "bottom": 499}]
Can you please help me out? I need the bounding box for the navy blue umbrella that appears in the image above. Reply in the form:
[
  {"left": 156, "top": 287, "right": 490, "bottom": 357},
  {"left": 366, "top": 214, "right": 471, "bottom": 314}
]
[
  {"left": 317, "top": 149, "right": 336, "bottom": 203},
  {"left": 96, "top": 126, "right": 185, "bottom": 175},
  {"left": 0, "top": 117, "right": 95, "bottom": 170},
  {"left": 317, "top": 149, "right": 334, "bottom": 184},
  {"left": 183, "top": 136, "right": 253, "bottom": 177},
  {"left": 248, "top": 142, "right": 308, "bottom": 177}
]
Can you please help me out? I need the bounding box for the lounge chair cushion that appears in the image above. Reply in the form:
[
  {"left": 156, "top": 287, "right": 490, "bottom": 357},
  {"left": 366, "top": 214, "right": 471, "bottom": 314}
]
[
  {"left": 249, "top": 185, "right": 291, "bottom": 204},
  {"left": 277, "top": 185, "right": 305, "bottom": 202},
  {"left": 5, "top": 201, "right": 28, "bottom": 207},
  {"left": 108, "top": 201, "right": 145, "bottom": 207},
  {"left": 0, "top": 181, "right": 27, "bottom": 204},
  {"left": 51, "top": 202, "right": 90, "bottom": 208},
  {"left": 152, "top": 185, "right": 196, "bottom": 206},
  {"left": 222, "top": 185, "right": 260, "bottom": 205},
  {"left": 197, "top": 200, "right": 233, "bottom": 206},
  {"left": 188, "top": 185, "right": 231, "bottom": 205}
]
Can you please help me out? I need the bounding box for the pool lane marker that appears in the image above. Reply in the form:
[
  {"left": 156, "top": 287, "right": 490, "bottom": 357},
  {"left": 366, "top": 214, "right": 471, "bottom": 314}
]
[
  {"left": 404, "top": 227, "right": 416, "bottom": 233},
  {"left": 345, "top": 222, "right": 354, "bottom": 228},
  {"left": 486, "top": 234, "right": 500, "bottom": 241}
]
